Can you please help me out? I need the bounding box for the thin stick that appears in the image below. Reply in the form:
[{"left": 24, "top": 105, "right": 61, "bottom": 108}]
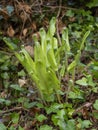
[
  {"left": 0, "top": 107, "right": 28, "bottom": 115},
  {"left": 56, "top": 0, "right": 62, "bottom": 46}
]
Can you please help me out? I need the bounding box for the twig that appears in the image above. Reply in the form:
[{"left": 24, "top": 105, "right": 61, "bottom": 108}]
[
  {"left": 30, "top": 0, "right": 43, "bottom": 8},
  {"left": 0, "top": 107, "right": 28, "bottom": 115},
  {"left": 57, "top": 0, "right": 62, "bottom": 18},
  {"left": 37, "top": 0, "right": 43, "bottom": 15},
  {"left": 42, "top": 5, "right": 78, "bottom": 11},
  {"left": 56, "top": 0, "right": 62, "bottom": 46},
  {"left": 14, "top": 0, "right": 32, "bottom": 38},
  {"left": 73, "top": 102, "right": 92, "bottom": 116}
]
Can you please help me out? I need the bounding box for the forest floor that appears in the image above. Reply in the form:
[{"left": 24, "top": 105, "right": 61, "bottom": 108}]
[{"left": 0, "top": 0, "right": 98, "bottom": 130}]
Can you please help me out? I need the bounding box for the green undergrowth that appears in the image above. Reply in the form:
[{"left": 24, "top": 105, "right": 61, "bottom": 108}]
[
  {"left": 3, "top": 17, "right": 90, "bottom": 103},
  {"left": 0, "top": 5, "right": 98, "bottom": 130}
]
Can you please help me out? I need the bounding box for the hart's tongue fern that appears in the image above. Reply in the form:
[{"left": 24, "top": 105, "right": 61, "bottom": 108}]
[
  {"left": 3, "top": 17, "right": 90, "bottom": 103},
  {"left": 3, "top": 17, "right": 61, "bottom": 102}
]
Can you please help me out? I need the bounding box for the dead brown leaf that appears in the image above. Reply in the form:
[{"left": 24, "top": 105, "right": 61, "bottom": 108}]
[
  {"left": 31, "top": 22, "right": 37, "bottom": 31},
  {"left": 23, "top": 28, "right": 28, "bottom": 36},
  {"left": 15, "top": 2, "right": 32, "bottom": 14},
  {"left": 14, "top": 1, "right": 32, "bottom": 24},
  {"left": 18, "top": 79, "right": 27, "bottom": 87},
  {"left": 7, "top": 26, "right": 15, "bottom": 37},
  {"left": 0, "top": 91, "right": 7, "bottom": 98},
  {"left": 24, "top": 45, "right": 34, "bottom": 57},
  {"left": 0, "top": 8, "right": 9, "bottom": 19},
  {"left": 69, "top": 17, "right": 76, "bottom": 22},
  {"left": 19, "top": 11, "right": 28, "bottom": 22}
]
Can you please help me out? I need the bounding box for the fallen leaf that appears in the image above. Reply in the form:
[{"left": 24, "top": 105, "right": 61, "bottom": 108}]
[
  {"left": 16, "top": 2, "right": 32, "bottom": 14},
  {"left": 20, "top": 11, "right": 28, "bottom": 21},
  {"left": 31, "top": 22, "right": 37, "bottom": 31},
  {"left": 0, "top": 91, "right": 7, "bottom": 98},
  {"left": 32, "top": 119, "right": 37, "bottom": 126},
  {"left": 18, "top": 79, "right": 27, "bottom": 87},
  {"left": 23, "top": 28, "right": 28, "bottom": 36},
  {"left": 0, "top": 8, "right": 9, "bottom": 19},
  {"left": 24, "top": 45, "right": 34, "bottom": 57},
  {"left": 15, "top": 2, "right": 32, "bottom": 22},
  {"left": 69, "top": 17, "right": 76, "bottom": 22},
  {"left": 7, "top": 26, "right": 15, "bottom": 37}
]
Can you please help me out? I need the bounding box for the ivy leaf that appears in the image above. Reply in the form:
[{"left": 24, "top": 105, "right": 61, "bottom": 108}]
[
  {"left": 66, "top": 119, "right": 76, "bottom": 130},
  {"left": 19, "top": 126, "right": 24, "bottom": 130},
  {"left": 81, "top": 120, "right": 92, "bottom": 128},
  {"left": 45, "top": 103, "right": 63, "bottom": 114},
  {"left": 66, "top": 10, "right": 74, "bottom": 17},
  {"left": 93, "top": 112, "right": 98, "bottom": 119},
  {"left": 0, "top": 123, "right": 7, "bottom": 130},
  {"left": 57, "top": 119, "right": 66, "bottom": 130},
  {"left": 11, "top": 113, "right": 19, "bottom": 124},
  {"left": 93, "top": 100, "right": 98, "bottom": 110},
  {"left": 76, "top": 77, "right": 88, "bottom": 86},
  {"left": 36, "top": 114, "right": 47, "bottom": 122},
  {"left": 86, "top": 75, "right": 96, "bottom": 87},
  {"left": 39, "top": 125, "right": 53, "bottom": 130},
  {"left": 86, "top": 0, "right": 98, "bottom": 8},
  {"left": 10, "top": 84, "right": 23, "bottom": 91},
  {"left": 0, "top": 98, "right": 11, "bottom": 106}
]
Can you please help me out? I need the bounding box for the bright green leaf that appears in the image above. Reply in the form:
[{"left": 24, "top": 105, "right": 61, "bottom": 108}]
[
  {"left": 23, "top": 102, "right": 37, "bottom": 109},
  {"left": 10, "top": 84, "right": 23, "bottom": 91},
  {"left": 66, "top": 119, "right": 76, "bottom": 130},
  {"left": 93, "top": 112, "right": 98, "bottom": 119},
  {"left": 0, "top": 123, "right": 6, "bottom": 130},
  {"left": 39, "top": 125, "right": 53, "bottom": 130},
  {"left": 66, "top": 10, "right": 74, "bottom": 17},
  {"left": 76, "top": 77, "right": 88, "bottom": 86},
  {"left": 62, "top": 28, "right": 70, "bottom": 52},
  {"left": 36, "top": 114, "right": 47, "bottom": 122},
  {"left": 81, "top": 120, "right": 92, "bottom": 128},
  {"left": 57, "top": 119, "right": 66, "bottom": 130},
  {"left": 93, "top": 100, "right": 98, "bottom": 110},
  {"left": 45, "top": 103, "right": 63, "bottom": 114},
  {"left": 47, "top": 17, "right": 56, "bottom": 37},
  {"left": 86, "top": 0, "right": 98, "bottom": 8},
  {"left": 11, "top": 113, "right": 19, "bottom": 124},
  {"left": 19, "top": 126, "right": 24, "bottom": 130}
]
